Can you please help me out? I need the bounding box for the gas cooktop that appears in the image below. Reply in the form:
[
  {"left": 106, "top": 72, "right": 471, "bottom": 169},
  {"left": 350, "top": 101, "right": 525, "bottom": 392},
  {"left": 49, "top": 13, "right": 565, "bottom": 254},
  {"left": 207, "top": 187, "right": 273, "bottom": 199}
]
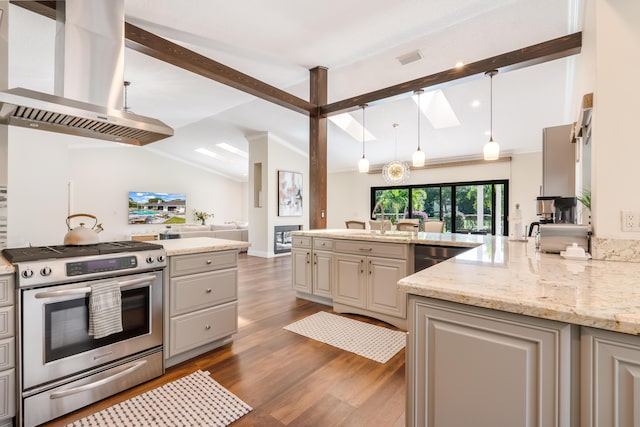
[{"left": 2, "top": 240, "right": 164, "bottom": 263}]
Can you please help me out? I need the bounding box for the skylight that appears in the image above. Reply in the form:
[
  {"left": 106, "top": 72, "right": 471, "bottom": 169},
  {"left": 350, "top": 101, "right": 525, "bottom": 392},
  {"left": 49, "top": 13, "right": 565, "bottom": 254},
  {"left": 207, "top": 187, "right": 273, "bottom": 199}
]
[
  {"left": 329, "top": 113, "right": 376, "bottom": 142},
  {"left": 195, "top": 147, "right": 230, "bottom": 162},
  {"left": 216, "top": 142, "right": 248, "bottom": 158},
  {"left": 413, "top": 90, "right": 461, "bottom": 129}
]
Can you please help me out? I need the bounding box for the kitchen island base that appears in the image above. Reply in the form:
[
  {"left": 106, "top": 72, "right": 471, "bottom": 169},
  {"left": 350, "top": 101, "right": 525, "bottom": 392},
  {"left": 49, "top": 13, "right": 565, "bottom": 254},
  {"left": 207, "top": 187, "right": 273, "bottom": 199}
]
[{"left": 407, "top": 295, "right": 577, "bottom": 427}]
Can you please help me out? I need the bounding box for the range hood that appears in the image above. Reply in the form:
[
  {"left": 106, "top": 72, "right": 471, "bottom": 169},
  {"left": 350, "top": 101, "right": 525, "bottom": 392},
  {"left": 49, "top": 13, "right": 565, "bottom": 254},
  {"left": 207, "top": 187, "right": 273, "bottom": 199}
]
[{"left": 0, "top": 87, "right": 173, "bottom": 146}]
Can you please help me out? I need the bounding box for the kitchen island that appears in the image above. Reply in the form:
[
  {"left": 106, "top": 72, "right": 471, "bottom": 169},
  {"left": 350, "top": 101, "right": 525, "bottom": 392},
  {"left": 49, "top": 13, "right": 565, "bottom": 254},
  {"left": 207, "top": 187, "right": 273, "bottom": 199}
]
[
  {"left": 157, "top": 237, "right": 250, "bottom": 367},
  {"left": 396, "top": 236, "right": 640, "bottom": 427}
]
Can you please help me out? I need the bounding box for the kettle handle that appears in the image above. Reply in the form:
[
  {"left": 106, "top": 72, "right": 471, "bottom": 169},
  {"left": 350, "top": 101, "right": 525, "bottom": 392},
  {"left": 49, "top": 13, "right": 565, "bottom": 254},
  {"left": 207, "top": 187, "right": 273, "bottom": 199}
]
[{"left": 66, "top": 213, "right": 98, "bottom": 230}]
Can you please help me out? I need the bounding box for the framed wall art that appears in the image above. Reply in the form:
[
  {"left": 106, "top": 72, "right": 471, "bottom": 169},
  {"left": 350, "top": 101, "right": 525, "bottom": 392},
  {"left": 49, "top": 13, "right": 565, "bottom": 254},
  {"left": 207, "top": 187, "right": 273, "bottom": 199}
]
[{"left": 277, "top": 170, "right": 303, "bottom": 216}]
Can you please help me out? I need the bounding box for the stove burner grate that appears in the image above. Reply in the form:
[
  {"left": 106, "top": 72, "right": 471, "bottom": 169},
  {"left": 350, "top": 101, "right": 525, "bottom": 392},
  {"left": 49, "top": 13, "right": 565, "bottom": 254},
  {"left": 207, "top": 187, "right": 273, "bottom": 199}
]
[{"left": 1, "top": 240, "right": 163, "bottom": 263}]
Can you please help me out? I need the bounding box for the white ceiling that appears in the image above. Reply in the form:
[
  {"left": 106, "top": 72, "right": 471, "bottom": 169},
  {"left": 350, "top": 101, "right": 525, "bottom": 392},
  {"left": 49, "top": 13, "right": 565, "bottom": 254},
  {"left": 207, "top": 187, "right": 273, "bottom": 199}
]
[{"left": 7, "top": 0, "right": 582, "bottom": 181}]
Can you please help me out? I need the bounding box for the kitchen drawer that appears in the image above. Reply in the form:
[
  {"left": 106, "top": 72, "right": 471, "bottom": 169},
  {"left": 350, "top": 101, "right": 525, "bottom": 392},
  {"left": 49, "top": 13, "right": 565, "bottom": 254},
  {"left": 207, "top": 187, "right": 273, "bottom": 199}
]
[
  {"left": 0, "top": 338, "right": 14, "bottom": 371},
  {"left": 291, "top": 236, "right": 311, "bottom": 249},
  {"left": 170, "top": 268, "right": 237, "bottom": 316},
  {"left": 169, "top": 301, "right": 238, "bottom": 357},
  {"left": 334, "top": 239, "right": 408, "bottom": 259},
  {"left": 0, "top": 368, "right": 14, "bottom": 420},
  {"left": 170, "top": 250, "right": 237, "bottom": 277},
  {"left": 0, "top": 307, "right": 12, "bottom": 340},
  {"left": 0, "top": 275, "right": 13, "bottom": 307},
  {"left": 313, "top": 238, "right": 333, "bottom": 251}
]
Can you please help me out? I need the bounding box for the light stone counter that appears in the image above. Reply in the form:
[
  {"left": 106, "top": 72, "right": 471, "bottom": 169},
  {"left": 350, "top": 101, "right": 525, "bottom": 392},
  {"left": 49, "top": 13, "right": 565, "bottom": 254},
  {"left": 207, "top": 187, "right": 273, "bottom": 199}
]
[
  {"left": 157, "top": 236, "right": 250, "bottom": 256},
  {"left": 0, "top": 255, "right": 13, "bottom": 275},
  {"left": 292, "top": 229, "right": 487, "bottom": 247},
  {"left": 398, "top": 236, "right": 640, "bottom": 335}
]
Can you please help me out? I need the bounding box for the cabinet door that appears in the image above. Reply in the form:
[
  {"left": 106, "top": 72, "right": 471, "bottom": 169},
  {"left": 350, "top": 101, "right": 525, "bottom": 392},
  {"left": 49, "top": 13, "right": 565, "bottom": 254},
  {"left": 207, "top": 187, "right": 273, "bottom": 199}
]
[
  {"left": 581, "top": 327, "right": 640, "bottom": 427},
  {"left": 408, "top": 297, "right": 573, "bottom": 427},
  {"left": 312, "top": 250, "right": 332, "bottom": 298},
  {"left": 367, "top": 256, "right": 406, "bottom": 318},
  {"left": 333, "top": 253, "right": 366, "bottom": 308},
  {"left": 291, "top": 248, "right": 311, "bottom": 293}
]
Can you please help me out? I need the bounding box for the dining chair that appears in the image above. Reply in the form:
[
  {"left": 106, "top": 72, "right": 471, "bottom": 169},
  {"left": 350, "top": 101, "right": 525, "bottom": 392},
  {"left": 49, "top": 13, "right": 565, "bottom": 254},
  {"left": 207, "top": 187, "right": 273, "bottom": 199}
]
[
  {"left": 369, "top": 220, "right": 392, "bottom": 231},
  {"left": 424, "top": 220, "right": 445, "bottom": 232},
  {"left": 396, "top": 221, "right": 419, "bottom": 232},
  {"left": 345, "top": 220, "right": 366, "bottom": 229}
]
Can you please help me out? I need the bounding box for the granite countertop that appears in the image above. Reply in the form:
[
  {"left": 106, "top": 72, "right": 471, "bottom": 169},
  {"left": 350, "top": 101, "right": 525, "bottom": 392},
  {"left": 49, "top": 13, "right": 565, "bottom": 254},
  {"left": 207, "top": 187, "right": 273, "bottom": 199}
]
[
  {"left": 157, "top": 236, "right": 250, "bottom": 256},
  {"left": 291, "top": 229, "right": 487, "bottom": 247},
  {"left": 0, "top": 256, "right": 13, "bottom": 275},
  {"left": 398, "top": 237, "right": 640, "bottom": 335}
]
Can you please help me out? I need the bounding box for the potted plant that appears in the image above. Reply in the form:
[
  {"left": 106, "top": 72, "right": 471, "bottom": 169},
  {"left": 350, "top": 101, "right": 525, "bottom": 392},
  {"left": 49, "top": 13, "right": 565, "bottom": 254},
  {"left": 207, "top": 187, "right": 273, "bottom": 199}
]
[{"left": 193, "top": 210, "right": 214, "bottom": 225}]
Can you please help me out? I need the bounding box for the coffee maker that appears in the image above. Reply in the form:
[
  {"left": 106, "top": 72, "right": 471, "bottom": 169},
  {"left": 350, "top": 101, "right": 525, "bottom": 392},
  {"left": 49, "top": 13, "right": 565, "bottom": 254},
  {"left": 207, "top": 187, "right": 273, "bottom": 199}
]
[{"left": 528, "top": 196, "right": 557, "bottom": 236}]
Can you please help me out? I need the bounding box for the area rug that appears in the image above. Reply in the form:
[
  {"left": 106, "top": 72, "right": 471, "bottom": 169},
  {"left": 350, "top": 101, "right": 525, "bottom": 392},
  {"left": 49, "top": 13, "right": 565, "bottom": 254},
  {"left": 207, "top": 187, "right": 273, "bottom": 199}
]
[
  {"left": 283, "top": 311, "right": 406, "bottom": 363},
  {"left": 67, "top": 370, "right": 252, "bottom": 426}
]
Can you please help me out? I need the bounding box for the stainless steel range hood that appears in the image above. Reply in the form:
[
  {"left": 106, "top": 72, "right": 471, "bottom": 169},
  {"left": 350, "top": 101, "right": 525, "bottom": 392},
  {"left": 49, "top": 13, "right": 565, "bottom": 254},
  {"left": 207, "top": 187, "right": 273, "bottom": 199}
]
[{"left": 0, "top": 87, "right": 173, "bottom": 146}]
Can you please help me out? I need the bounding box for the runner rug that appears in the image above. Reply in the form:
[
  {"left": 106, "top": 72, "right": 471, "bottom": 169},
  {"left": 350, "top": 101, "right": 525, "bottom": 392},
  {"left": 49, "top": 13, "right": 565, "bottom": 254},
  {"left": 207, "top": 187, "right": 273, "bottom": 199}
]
[
  {"left": 67, "top": 370, "right": 252, "bottom": 426},
  {"left": 283, "top": 311, "right": 406, "bottom": 363}
]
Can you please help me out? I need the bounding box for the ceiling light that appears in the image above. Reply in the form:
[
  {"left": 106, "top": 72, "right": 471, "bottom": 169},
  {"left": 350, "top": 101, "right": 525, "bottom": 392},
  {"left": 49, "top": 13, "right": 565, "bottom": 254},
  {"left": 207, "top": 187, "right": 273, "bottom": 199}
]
[
  {"left": 455, "top": 61, "right": 465, "bottom": 68},
  {"left": 382, "top": 123, "right": 410, "bottom": 184},
  {"left": 195, "top": 147, "right": 229, "bottom": 161},
  {"left": 412, "top": 90, "right": 425, "bottom": 168},
  {"left": 358, "top": 105, "right": 370, "bottom": 173},
  {"left": 483, "top": 70, "right": 500, "bottom": 161},
  {"left": 217, "top": 142, "right": 248, "bottom": 158},
  {"left": 471, "top": 100, "right": 480, "bottom": 108}
]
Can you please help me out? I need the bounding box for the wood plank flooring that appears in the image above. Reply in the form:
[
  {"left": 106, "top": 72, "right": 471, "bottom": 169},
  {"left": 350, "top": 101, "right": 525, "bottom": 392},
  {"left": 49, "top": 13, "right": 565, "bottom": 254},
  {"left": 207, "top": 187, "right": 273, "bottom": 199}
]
[{"left": 43, "top": 253, "right": 406, "bottom": 426}]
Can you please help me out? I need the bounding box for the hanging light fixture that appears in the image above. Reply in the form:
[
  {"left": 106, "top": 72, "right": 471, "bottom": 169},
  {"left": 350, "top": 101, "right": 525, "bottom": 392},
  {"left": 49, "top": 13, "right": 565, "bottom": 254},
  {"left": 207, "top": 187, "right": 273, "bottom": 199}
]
[
  {"left": 382, "top": 123, "right": 411, "bottom": 184},
  {"left": 412, "top": 89, "right": 426, "bottom": 167},
  {"left": 483, "top": 70, "right": 500, "bottom": 160},
  {"left": 358, "top": 104, "right": 370, "bottom": 173}
]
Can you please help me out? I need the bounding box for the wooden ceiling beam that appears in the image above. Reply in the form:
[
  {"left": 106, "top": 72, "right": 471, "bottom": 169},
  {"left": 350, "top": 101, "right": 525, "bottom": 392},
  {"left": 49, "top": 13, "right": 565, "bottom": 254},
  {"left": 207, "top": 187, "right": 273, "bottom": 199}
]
[{"left": 320, "top": 32, "right": 582, "bottom": 117}]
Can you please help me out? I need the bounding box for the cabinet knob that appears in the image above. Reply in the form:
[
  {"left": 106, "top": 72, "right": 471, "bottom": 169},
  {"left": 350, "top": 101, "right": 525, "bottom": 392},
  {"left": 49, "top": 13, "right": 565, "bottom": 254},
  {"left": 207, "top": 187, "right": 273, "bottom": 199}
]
[
  {"left": 206, "top": 288, "right": 212, "bottom": 293},
  {"left": 206, "top": 260, "right": 212, "bottom": 264},
  {"left": 205, "top": 325, "right": 211, "bottom": 330}
]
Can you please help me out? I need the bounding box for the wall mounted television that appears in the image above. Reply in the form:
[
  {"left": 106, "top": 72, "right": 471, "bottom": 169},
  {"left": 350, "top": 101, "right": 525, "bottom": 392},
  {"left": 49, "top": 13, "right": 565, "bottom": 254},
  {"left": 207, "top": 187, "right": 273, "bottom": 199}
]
[{"left": 128, "top": 191, "right": 187, "bottom": 225}]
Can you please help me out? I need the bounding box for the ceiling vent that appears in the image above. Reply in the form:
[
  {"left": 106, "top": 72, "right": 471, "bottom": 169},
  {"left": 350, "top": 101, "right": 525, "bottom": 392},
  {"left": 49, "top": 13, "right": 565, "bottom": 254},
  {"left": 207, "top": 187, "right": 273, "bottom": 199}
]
[{"left": 396, "top": 50, "right": 423, "bottom": 66}]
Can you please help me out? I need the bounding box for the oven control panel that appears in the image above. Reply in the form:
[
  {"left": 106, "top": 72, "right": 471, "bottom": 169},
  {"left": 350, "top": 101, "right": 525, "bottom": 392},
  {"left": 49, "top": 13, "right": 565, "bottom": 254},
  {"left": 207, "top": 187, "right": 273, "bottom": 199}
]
[{"left": 67, "top": 255, "right": 138, "bottom": 276}]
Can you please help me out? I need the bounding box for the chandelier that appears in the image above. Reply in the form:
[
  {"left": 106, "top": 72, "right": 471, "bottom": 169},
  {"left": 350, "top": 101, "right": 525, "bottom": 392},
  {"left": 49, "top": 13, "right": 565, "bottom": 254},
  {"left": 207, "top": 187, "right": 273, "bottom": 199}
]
[{"left": 382, "top": 123, "right": 410, "bottom": 185}]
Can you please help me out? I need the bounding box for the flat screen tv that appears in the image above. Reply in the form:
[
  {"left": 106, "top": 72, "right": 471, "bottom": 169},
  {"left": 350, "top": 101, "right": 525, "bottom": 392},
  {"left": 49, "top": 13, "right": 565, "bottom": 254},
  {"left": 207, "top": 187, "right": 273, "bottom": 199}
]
[{"left": 128, "top": 192, "right": 187, "bottom": 225}]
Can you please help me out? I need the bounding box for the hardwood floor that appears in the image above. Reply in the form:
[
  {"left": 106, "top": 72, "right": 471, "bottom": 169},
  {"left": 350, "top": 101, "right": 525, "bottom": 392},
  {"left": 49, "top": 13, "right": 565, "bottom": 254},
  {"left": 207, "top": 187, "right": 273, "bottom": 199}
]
[{"left": 44, "top": 253, "right": 406, "bottom": 426}]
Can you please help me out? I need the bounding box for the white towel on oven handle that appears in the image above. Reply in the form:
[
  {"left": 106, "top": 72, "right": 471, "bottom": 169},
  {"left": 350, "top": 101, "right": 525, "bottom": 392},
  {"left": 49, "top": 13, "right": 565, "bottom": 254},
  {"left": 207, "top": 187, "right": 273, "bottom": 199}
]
[{"left": 88, "top": 280, "right": 123, "bottom": 339}]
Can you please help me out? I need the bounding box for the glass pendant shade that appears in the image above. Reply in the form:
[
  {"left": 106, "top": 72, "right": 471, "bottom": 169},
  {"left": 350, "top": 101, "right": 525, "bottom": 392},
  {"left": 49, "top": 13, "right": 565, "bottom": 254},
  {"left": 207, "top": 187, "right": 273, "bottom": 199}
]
[
  {"left": 382, "top": 123, "right": 410, "bottom": 184},
  {"left": 412, "top": 148, "right": 425, "bottom": 167},
  {"left": 483, "top": 137, "right": 500, "bottom": 160},
  {"left": 358, "top": 156, "right": 370, "bottom": 173}
]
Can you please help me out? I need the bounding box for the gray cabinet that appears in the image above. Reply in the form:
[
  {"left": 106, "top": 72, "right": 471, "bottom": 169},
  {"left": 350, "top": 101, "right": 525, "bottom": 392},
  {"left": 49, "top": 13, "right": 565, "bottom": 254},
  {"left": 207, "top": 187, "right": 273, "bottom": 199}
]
[
  {"left": 333, "top": 240, "right": 408, "bottom": 329},
  {"left": 164, "top": 250, "right": 238, "bottom": 367},
  {"left": 581, "top": 327, "right": 640, "bottom": 427},
  {"left": 407, "top": 296, "right": 575, "bottom": 427},
  {"left": 0, "top": 274, "right": 14, "bottom": 425},
  {"left": 291, "top": 237, "right": 333, "bottom": 303}
]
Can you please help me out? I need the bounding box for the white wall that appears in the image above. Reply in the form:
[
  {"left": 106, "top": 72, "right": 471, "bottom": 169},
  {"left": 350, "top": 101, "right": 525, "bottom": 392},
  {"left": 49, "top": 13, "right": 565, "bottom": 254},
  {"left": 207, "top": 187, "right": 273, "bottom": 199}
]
[
  {"left": 7, "top": 127, "right": 247, "bottom": 247},
  {"left": 248, "top": 132, "right": 308, "bottom": 257},
  {"left": 590, "top": 0, "right": 640, "bottom": 239},
  {"left": 328, "top": 153, "right": 542, "bottom": 232}
]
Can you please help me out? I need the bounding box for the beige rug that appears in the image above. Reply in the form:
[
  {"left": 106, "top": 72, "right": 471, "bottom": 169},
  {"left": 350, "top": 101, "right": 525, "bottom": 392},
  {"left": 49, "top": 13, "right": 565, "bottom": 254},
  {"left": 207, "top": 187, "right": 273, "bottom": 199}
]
[
  {"left": 284, "top": 311, "right": 406, "bottom": 363},
  {"left": 67, "top": 370, "right": 251, "bottom": 426}
]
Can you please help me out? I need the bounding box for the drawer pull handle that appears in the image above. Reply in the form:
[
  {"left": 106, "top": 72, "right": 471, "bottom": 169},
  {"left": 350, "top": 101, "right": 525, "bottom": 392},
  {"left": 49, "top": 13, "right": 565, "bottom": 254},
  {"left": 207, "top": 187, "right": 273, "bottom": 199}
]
[
  {"left": 205, "top": 325, "right": 211, "bottom": 330},
  {"left": 359, "top": 247, "right": 373, "bottom": 252},
  {"left": 206, "top": 288, "right": 212, "bottom": 293},
  {"left": 206, "top": 260, "right": 212, "bottom": 265}
]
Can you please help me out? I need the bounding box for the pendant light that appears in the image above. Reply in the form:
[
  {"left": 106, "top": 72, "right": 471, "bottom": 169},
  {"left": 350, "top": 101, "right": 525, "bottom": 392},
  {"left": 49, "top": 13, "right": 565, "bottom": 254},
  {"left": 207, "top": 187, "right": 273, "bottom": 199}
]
[
  {"left": 412, "top": 89, "right": 426, "bottom": 167},
  {"left": 358, "top": 104, "right": 370, "bottom": 173},
  {"left": 483, "top": 70, "right": 500, "bottom": 160},
  {"left": 382, "top": 123, "right": 410, "bottom": 184}
]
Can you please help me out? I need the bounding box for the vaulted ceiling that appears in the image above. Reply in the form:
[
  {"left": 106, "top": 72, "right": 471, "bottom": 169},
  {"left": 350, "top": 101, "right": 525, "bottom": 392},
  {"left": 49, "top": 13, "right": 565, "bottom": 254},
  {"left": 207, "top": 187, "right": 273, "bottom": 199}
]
[{"left": 7, "top": 0, "right": 583, "bottom": 181}]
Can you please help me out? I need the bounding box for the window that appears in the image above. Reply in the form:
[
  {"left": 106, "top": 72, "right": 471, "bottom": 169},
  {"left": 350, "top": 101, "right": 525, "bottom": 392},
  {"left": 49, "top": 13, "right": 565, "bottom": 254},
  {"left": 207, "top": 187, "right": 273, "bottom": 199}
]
[{"left": 371, "top": 180, "right": 508, "bottom": 235}]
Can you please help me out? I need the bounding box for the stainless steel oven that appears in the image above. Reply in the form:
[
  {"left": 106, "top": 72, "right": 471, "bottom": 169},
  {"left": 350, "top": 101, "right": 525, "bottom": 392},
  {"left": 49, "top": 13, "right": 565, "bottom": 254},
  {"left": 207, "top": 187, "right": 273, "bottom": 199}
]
[{"left": 3, "top": 240, "right": 167, "bottom": 427}]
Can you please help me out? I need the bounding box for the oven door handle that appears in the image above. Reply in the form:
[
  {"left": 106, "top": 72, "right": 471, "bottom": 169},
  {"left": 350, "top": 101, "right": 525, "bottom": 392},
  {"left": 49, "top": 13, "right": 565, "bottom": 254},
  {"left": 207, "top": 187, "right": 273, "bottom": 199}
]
[
  {"left": 49, "top": 359, "right": 148, "bottom": 400},
  {"left": 34, "top": 274, "right": 157, "bottom": 299}
]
